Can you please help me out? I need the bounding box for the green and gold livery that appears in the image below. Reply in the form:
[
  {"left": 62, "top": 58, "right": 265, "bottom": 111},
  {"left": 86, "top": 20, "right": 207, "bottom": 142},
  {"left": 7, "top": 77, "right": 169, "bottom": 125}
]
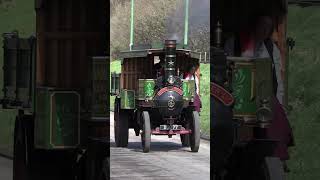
[
  {"left": 182, "top": 79, "right": 196, "bottom": 101},
  {"left": 229, "top": 57, "right": 273, "bottom": 120},
  {"left": 120, "top": 89, "right": 135, "bottom": 109},
  {"left": 231, "top": 62, "right": 257, "bottom": 118},
  {"left": 138, "top": 79, "right": 155, "bottom": 100},
  {"left": 35, "top": 88, "right": 80, "bottom": 149},
  {"left": 111, "top": 72, "right": 121, "bottom": 95}
]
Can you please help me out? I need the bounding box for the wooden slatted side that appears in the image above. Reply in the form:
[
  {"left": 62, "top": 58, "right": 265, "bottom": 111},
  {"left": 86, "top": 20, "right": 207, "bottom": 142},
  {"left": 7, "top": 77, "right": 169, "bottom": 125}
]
[
  {"left": 36, "top": 0, "right": 108, "bottom": 140},
  {"left": 36, "top": 0, "right": 107, "bottom": 88},
  {"left": 121, "top": 57, "right": 153, "bottom": 92},
  {"left": 121, "top": 54, "right": 201, "bottom": 94}
]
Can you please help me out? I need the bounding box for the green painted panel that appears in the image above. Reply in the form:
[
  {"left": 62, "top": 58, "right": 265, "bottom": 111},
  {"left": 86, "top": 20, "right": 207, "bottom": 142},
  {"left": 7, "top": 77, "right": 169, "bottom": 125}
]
[
  {"left": 51, "top": 92, "right": 80, "bottom": 147},
  {"left": 182, "top": 79, "right": 195, "bottom": 100},
  {"left": 138, "top": 79, "right": 155, "bottom": 100},
  {"left": 35, "top": 88, "right": 80, "bottom": 149},
  {"left": 232, "top": 63, "right": 257, "bottom": 116},
  {"left": 92, "top": 57, "right": 108, "bottom": 117},
  {"left": 120, "top": 89, "right": 135, "bottom": 109},
  {"left": 111, "top": 72, "right": 120, "bottom": 95},
  {"left": 144, "top": 80, "right": 155, "bottom": 97},
  {"left": 0, "top": 109, "right": 18, "bottom": 157},
  {"left": 230, "top": 58, "right": 274, "bottom": 118}
]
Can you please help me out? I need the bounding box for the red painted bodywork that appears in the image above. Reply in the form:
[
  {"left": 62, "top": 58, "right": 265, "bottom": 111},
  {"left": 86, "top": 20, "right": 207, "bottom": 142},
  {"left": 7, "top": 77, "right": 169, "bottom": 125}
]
[
  {"left": 157, "top": 87, "right": 183, "bottom": 96},
  {"left": 211, "top": 82, "right": 234, "bottom": 106},
  {"left": 151, "top": 127, "right": 192, "bottom": 135}
]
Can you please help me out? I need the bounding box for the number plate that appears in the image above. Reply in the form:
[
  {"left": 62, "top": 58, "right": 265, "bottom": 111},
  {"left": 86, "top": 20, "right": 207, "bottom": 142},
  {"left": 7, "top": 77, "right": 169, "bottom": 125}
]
[{"left": 160, "top": 125, "right": 182, "bottom": 130}]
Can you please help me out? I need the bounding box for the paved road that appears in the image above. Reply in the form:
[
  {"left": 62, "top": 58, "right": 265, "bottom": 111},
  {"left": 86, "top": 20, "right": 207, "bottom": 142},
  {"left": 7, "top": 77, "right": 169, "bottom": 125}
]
[
  {"left": 110, "top": 112, "right": 210, "bottom": 180},
  {"left": 0, "top": 156, "right": 12, "bottom": 180}
]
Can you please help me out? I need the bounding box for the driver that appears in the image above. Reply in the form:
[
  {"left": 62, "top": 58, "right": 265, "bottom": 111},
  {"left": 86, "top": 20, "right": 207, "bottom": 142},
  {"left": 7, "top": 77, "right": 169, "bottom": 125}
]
[
  {"left": 182, "top": 63, "right": 201, "bottom": 112},
  {"left": 154, "top": 55, "right": 165, "bottom": 78}
]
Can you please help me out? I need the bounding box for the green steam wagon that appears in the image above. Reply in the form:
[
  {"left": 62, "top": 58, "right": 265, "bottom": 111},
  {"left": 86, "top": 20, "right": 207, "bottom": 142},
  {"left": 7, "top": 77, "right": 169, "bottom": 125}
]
[
  {"left": 0, "top": 1, "right": 108, "bottom": 180},
  {"left": 110, "top": 0, "right": 202, "bottom": 153},
  {"left": 111, "top": 42, "right": 202, "bottom": 153},
  {"left": 210, "top": 0, "right": 308, "bottom": 179}
]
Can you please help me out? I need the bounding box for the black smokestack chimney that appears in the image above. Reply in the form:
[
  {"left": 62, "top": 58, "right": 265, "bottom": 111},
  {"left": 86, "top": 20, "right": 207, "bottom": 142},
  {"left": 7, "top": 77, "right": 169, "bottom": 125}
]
[{"left": 164, "top": 40, "right": 177, "bottom": 85}]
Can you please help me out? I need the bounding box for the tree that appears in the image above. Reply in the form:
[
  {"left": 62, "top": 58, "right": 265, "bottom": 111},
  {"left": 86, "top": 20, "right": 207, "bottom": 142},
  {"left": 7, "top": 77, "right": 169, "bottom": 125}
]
[{"left": 110, "top": 0, "right": 210, "bottom": 59}]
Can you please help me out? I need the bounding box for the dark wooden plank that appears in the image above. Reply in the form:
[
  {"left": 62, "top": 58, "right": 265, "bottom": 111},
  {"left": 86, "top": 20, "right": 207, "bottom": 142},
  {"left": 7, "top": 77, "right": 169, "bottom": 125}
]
[
  {"left": 36, "top": 3, "right": 46, "bottom": 85},
  {"left": 40, "top": 32, "right": 102, "bottom": 40},
  {"left": 65, "top": 0, "right": 73, "bottom": 88}
]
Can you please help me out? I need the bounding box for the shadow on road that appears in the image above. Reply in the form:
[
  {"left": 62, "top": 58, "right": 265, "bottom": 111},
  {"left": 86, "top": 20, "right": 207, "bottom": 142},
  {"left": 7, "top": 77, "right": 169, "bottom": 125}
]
[{"left": 110, "top": 141, "right": 191, "bottom": 153}]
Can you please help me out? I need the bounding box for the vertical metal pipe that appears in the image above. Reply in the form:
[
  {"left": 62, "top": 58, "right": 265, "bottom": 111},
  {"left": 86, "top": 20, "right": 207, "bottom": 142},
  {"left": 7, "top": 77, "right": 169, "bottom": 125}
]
[
  {"left": 130, "top": 0, "right": 135, "bottom": 51},
  {"left": 205, "top": 52, "right": 207, "bottom": 63},
  {"left": 165, "top": 40, "right": 177, "bottom": 84},
  {"left": 214, "top": 21, "right": 222, "bottom": 48},
  {"left": 183, "top": 0, "right": 189, "bottom": 47}
]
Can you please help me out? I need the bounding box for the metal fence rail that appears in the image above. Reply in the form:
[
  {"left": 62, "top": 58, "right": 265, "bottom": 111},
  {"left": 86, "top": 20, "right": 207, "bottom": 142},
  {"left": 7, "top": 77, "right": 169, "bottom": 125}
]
[{"left": 199, "top": 52, "right": 210, "bottom": 64}]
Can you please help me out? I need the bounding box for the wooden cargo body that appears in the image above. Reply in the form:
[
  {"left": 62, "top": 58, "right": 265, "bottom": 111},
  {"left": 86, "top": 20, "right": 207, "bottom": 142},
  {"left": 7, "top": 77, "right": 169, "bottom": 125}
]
[
  {"left": 36, "top": 0, "right": 107, "bottom": 88},
  {"left": 35, "top": 0, "right": 108, "bottom": 146},
  {"left": 0, "top": 0, "right": 108, "bottom": 156},
  {"left": 119, "top": 49, "right": 200, "bottom": 94}
]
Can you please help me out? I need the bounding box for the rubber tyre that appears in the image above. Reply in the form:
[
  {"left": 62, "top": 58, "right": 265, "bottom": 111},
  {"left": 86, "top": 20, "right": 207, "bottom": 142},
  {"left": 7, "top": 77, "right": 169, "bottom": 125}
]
[
  {"left": 180, "top": 134, "right": 190, "bottom": 147},
  {"left": 262, "top": 157, "right": 285, "bottom": 180},
  {"left": 180, "top": 123, "right": 190, "bottom": 147},
  {"left": 13, "top": 115, "right": 29, "bottom": 180},
  {"left": 114, "top": 99, "right": 129, "bottom": 147},
  {"left": 190, "top": 111, "right": 200, "bottom": 152},
  {"left": 84, "top": 140, "right": 109, "bottom": 180},
  {"left": 141, "top": 111, "right": 151, "bottom": 153}
]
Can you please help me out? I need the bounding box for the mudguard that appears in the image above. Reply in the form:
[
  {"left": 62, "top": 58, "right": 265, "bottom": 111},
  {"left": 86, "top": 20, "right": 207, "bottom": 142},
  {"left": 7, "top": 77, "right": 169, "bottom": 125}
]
[{"left": 210, "top": 82, "right": 234, "bottom": 106}]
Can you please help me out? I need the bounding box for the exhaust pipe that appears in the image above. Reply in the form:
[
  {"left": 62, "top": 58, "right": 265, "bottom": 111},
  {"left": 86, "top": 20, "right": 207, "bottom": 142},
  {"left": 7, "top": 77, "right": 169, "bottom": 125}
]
[{"left": 164, "top": 40, "right": 177, "bottom": 85}]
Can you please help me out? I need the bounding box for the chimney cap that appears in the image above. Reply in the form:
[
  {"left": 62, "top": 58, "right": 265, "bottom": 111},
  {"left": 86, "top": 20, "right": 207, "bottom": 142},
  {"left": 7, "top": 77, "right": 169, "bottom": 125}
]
[{"left": 165, "top": 40, "right": 177, "bottom": 46}]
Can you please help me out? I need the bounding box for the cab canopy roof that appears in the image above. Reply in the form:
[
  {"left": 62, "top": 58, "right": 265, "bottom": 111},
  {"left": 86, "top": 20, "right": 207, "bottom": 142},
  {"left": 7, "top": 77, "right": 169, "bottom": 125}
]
[{"left": 119, "top": 48, "right": 201, "bottom": 60}]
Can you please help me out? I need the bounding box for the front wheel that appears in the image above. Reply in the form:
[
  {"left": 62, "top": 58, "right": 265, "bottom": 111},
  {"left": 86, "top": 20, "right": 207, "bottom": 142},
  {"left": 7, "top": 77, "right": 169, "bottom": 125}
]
[
  {"left": 114, "top": 98, "right": 129, "bottom": 147},
  {"left": 13, "top": 115, "right": 29, "bottom": 180},
  {"left": 141, "top": 111, "right": 151, "bottom": 153},
  {"left": 180, "top": 134, "right": 190, "bottom": 147},
  {"left": 180, "top": 123, "right": 190, "bottom": 147},
  {"left": 189, "top": 111, "right": 200, "bottom": 152}
]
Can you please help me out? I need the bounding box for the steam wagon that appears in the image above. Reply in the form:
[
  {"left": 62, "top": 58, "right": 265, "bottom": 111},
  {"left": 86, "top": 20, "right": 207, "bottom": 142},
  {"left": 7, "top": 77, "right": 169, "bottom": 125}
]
[
  {"left": 211, "top": 0, "right": 298, "bottom": 179},
  {"left": 111, "top": 40, "right": 201, "bottom": 152},
  {"left": 0, "top": 0, "right": 108, "bottom": 179}
]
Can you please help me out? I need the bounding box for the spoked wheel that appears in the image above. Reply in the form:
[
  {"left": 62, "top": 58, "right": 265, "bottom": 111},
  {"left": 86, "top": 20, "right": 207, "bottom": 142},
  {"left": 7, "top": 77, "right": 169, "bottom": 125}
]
[
  {"left": 141, "top": 111, "right": 151, "bottom": 153},
  {"left": 114, "top": 98, "right": 129, "bottom": 147},
  {"left": 13, "top": 115, "right": 29, "bottom": 180},
  {"left": 180, "top": 123, "right": 190, "bottom": 147},
  {"left": 189, "top": 111, "right": 200, "bottom": 152},
  {"left": 259, "top": 157, "right": 285, "bottom": 180}
]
